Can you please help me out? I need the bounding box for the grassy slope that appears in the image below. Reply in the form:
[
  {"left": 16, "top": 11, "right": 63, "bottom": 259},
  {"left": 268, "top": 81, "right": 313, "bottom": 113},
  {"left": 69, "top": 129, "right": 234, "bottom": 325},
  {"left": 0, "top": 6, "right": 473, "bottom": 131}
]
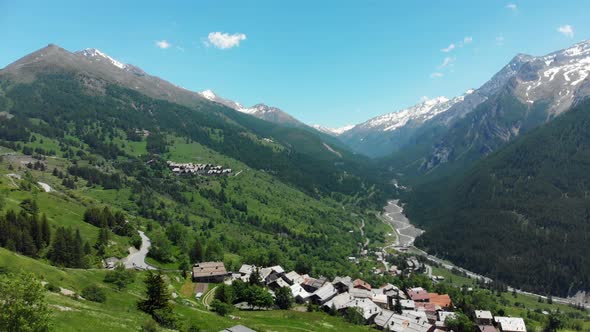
[{"left": 0, "top": 248, "right": 372, "bottom": 332}]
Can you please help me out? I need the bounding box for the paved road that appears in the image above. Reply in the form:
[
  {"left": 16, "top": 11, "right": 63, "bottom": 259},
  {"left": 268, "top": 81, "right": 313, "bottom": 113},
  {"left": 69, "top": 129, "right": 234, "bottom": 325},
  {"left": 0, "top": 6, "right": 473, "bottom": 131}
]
[{"left": 121, "top": 231, "right": 156, "bottom": 270}]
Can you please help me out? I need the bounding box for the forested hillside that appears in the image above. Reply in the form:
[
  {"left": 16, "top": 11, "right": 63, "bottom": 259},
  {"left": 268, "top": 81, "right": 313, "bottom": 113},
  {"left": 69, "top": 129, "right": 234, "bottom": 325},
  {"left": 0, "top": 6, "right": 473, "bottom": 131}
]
[
  {"left": 405, "top": 98, "right": 590, "bottom": 296},
  {"left": 0, "top": 44, "right": 393, "bottom": 282}
]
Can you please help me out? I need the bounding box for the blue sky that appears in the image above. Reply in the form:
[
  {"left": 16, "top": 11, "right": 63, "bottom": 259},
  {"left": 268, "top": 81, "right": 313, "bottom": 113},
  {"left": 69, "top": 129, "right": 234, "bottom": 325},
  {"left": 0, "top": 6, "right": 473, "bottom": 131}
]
[{"left": 1, "top": 0, "right": 589, "bottom": 127}]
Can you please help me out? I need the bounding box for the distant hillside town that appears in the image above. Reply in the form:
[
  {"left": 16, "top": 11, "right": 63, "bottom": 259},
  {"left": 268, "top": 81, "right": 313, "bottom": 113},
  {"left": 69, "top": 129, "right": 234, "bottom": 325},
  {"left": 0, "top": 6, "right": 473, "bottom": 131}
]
[{"left": 167, "top": 161, "right": 232, "bottom": 176}]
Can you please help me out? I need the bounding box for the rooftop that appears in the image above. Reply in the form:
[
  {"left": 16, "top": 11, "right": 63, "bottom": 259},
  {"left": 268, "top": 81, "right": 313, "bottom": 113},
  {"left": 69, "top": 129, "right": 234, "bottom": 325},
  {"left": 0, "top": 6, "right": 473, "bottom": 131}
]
[
  {"left": 494, "top": 317, "right": 527, "bottom": 332},
  {"left": 475, "top": 310, "right": 494, "bottom": 320},
  {"left": 192, "top": 262, "right": 227, "bottom": 278}
]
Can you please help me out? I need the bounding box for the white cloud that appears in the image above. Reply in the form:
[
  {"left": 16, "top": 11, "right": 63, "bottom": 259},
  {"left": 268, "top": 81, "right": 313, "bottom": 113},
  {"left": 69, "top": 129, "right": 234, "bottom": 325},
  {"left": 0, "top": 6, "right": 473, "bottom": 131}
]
[
  {"left": 441, "top": 43, "right": 456, "bottom": 52},
  {"left": 430, "top": 72, "right": 444, "bottom": 78},
  {"left": 557, "top": 25, "right": 574, "bottom": 38},
  {"left": 506, "top": 3, "right": 517, "bottom": 11},
  {"left": 155, "top": 40, "right": 171, "bottom": 49},
  {"left": 439, "top": 56, "right": 456, "bottom": 69},
  {"left": 463, "top": 36, "right": 473, "bottom": 44},
  {"left": 206, "top": 32, "right": 247, "bottom": 49},
  {"left": 420, "top": 96, "right": 430, "bottom": 102},
  {"left": 496, "top": 36, "right": 505, "bottom": 46}
]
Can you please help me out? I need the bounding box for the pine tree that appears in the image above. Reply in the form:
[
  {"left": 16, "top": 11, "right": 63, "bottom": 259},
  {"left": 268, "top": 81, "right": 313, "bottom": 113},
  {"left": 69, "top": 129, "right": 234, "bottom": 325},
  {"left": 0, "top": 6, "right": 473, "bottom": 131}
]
[
  {"left": 72, "top": 229, "right": 84, "bottom": 267},
  {"left": 31, "top": 216, "right": 43, "bottom": 250},
  {"left": 138, "top": 272, "right": 171, "bottom": 314},
  {"left": 84, "top": 241, "right": 91, "bottom": 255},
  {"left": 40, "top": 214, "right": 51, "bottom": 247}
]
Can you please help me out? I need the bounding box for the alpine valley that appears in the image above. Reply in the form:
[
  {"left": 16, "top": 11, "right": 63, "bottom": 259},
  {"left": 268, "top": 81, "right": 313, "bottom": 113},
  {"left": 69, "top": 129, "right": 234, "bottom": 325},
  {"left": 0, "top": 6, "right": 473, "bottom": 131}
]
[{"left": 2, "top": 35, "right": 590, "bottom": 332}]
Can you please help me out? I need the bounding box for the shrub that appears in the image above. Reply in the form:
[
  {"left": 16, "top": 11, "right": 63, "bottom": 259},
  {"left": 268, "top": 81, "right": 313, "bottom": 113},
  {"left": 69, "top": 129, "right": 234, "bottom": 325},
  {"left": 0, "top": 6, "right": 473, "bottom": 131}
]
[
  {"left": 211, "top": 299, "right": 233, "bottom": 316},
  {"left": 152, "top": 307, "right": 179, "bottom": 329},
  {"left": 104, "top": 264, "right": 135, "bottom": 290},
  {"left": 44, "top": 283, "right": 60, "bottom": 293},
  {"left": 82, "top": 285, "right": 107, "bottom": 303}
]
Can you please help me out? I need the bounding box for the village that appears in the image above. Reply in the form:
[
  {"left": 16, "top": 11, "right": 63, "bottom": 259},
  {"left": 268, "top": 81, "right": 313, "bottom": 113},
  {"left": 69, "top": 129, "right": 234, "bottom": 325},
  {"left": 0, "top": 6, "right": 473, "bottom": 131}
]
[
  {"left": 189, "top": 258, "right": 528, "bottom": 332},
  {"left": 167, "top": 161, "right": 233, "bottom": 176}
]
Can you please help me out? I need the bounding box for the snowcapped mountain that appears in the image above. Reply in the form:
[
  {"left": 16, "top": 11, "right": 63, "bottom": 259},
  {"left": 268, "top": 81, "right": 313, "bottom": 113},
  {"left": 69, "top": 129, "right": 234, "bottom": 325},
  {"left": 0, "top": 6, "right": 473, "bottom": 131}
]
[
  {"left": 392, "top": 39, "right": 590, "bottom": 175},
  {"left": 197, "top": 89, "right": 307, "bottom": 128},
  {"left": 354, "top": 93, "right": 470, "bottom": 133},
  {"left": 510, "top": 40, "right": 590, "bottom": 115},
  {"left": 338, "top": 92, "right": 471, "bottom": 157},
  {"left": 0, "top": 44, "right": 212, "bottom": 109},
  {"left": 311, "top": 124, "right": 355, "bottom": 136}
]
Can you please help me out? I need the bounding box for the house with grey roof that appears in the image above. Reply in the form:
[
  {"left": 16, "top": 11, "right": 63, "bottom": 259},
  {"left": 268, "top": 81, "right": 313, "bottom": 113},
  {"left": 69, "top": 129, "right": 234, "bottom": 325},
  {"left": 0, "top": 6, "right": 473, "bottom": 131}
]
[{"left": 374, "top": 310, "right": 435, "bottom": 332}]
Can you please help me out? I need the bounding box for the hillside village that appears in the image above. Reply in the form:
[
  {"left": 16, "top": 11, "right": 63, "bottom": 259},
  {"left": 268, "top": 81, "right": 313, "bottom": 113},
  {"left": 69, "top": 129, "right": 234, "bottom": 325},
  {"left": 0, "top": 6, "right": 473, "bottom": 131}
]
[
  {"left": 190, "top": 259, "right": 529, "bottom": 332},
  {"left": 167, "top": 161, "right": 233, "bottom": 176}
]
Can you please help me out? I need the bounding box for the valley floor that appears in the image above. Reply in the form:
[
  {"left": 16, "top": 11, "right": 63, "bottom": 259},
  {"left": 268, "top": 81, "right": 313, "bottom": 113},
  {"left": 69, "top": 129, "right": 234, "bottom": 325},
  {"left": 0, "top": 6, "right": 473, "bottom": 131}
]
[{"left": 380, "top": 199, "right": 590, "bottom": 311}]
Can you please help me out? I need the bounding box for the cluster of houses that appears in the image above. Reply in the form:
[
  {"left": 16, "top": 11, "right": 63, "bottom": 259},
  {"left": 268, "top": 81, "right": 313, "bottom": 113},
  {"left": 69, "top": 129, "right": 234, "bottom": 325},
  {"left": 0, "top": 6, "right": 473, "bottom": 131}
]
[
  {"left": 190, "top": 262, "right": 526, "bottom": 332},
  {"left": 167, "top": 161, "right": 232, "bottom": 176}
]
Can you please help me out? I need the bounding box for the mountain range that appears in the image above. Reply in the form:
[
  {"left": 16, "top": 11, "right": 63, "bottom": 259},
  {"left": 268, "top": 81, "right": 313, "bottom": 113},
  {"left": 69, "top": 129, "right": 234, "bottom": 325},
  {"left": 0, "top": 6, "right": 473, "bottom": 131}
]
[{"left": 3, "top": 39, "right": 590, "bottom": 298}]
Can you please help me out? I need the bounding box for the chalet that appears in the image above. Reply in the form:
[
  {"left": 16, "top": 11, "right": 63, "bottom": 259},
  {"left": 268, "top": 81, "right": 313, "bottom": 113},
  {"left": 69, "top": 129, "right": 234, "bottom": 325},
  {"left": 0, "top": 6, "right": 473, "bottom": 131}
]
[
  {"left": 475, "top": 310, "right": 494, "bottom": 325},
  {"left": 428, "top": 293, "right": 452, "bottom": 308},
  {"left": 402, "top": 310, "right": 429, "bottom": 324},
  {"left": 353, "top": 278, "right": 372, "bottom": 291},
  {"left": 290, "top": 283, "right": 312, "bottom": 303},
  {"left": 372, "top": 294, "right": 390, "bottom": 309},
  {"left": 494, "top": 317, "right": 527, "bottom": 332},
  {"left": 349, "top": 287, "right": 373, "bottom": 299},
  {"left": 479, "top": 325, "right": 499, "bottom": 332},
  {"left": 407, "top": 287, "right": 430, "bottom": 302},
  {"left": 328, "top": 296, "right": 382, "bottom": 322},
  {"left": 302, "top": 276, "right": 327, "bottom": 293},
  {"left": 267, "top": 276, "right": 290, "bottom": 290},
  {"left": 332, "top": 276, "right": 353, "bottom": 293},
  {"left": 311, "top": 282, "right": 338, "bottom": 305},
  {"left": 239, "top": 264, "right": 254, "bottom": 276},
  {"left": 324, "top": 292, "right": 354, "bottom": 310},
  {"left": 259, "top": 267, "right": 273, "bottom": 282},
  {"left": 192, "top": 262, "right": 228, "bottom": 283},
  {"left": 374, "top": 310, "right": 435, "bottom": 332},
  {"left": 400, "top": 300, "right": 416, "bottom": 310},
  {"left": 414, "top": 302, "right": 439, "bottom": 322},
  {"left": 283, "top": 271, "right": 304, "bottom": 285}
]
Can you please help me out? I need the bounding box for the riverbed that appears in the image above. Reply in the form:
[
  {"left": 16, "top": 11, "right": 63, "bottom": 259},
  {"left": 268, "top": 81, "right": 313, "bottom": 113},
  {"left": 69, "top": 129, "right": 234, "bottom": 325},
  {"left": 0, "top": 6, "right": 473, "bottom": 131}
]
[{"left": 382, "top": 199, "right": 424, "bottom": 247}]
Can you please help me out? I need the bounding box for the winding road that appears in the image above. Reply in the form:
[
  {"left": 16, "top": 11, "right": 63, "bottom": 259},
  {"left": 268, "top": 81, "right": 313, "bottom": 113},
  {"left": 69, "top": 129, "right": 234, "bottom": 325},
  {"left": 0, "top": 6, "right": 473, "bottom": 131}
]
[{"left": 121, "top": 231, "right": 156, "bottom": 270}]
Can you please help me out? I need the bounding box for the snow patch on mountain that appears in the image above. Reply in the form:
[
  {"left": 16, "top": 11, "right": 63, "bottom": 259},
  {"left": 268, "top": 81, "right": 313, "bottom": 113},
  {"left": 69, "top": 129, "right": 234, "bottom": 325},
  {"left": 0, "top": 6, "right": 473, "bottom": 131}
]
[
  {"left": 312, "top": 124, "right": 354, "bottom": 136},
  {"left": 200, "top": 89, "right": 217, "bottom": 101},
  {"left": 77, "top": 48, "right": 127, "bottom": 70},
  {"left": 198, "top": 89, "right": 244, "bottom": 110}
]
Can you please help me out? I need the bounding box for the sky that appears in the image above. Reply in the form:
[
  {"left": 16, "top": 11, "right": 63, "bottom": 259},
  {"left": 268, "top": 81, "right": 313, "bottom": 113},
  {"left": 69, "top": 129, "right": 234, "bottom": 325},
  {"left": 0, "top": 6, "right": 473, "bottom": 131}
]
[{"left": 1, "top": 0, "right": 589, "bottom": 128}]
